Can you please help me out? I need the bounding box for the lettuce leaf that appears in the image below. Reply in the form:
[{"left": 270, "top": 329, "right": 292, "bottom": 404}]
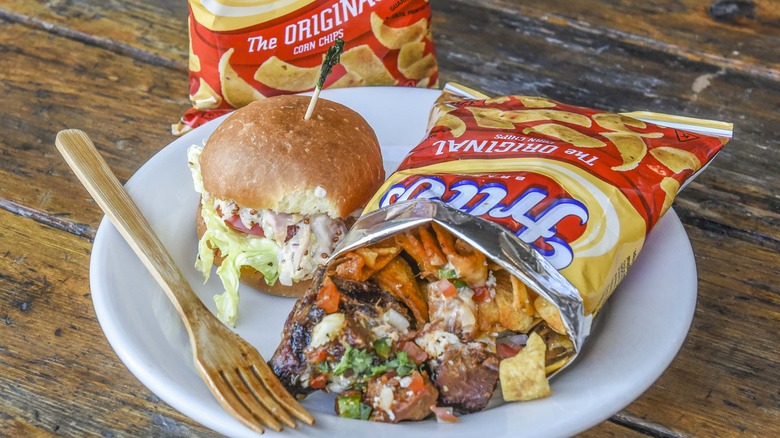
[{"left": 188, "top": 145, "right": 280, "bottom": 325}]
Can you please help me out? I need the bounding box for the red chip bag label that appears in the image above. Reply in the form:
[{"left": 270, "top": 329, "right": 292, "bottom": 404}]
[
  {"left": 366, "top": 86, "right": 732, "bottom": 314},
  {"left": 175, "top": 0, "right": 439, "bottom": 134}
]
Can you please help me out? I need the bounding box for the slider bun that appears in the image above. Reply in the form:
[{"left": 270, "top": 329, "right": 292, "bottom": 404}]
[
  {"left": 199, "top": 95, "right": 384, "bottom": 219},
  {"left": 196, "top": 209, "right": 312, "bottom": 298}
]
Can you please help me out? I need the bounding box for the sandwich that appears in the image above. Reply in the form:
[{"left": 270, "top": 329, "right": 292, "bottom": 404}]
[{"left": 187, "top": 95, "right": 385, "bottom": 324}]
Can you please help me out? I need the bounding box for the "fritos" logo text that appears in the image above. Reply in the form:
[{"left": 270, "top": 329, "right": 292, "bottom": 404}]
[{"left": 379, "top": 177, "right": 589, "bottom": 269}]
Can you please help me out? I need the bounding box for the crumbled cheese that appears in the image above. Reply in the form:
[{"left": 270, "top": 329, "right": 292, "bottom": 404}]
[
  {"left": 378, "top": 387, "right": 395, "bottom": 421},
  {"left": 486, "top": 270, "right": 497, "bottom": 288},
  {"left": 370, "top": 323, "right": 399, "bottom": 343},
  {"left": 414, "top": 329, "right": 462, "bottom": 360},
  {"left": 310, "top": 313, "right": 345, "bottom": 348}
]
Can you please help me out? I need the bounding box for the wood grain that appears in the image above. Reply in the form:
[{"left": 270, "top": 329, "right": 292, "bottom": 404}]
[
  {"left": 624, "top": 224, "right": 779, "bottom": 436},
  {"left": 0, "top": 1, "right": 188, "bottom": 69},
  {"left": 0, "top": 19, "right": 189, "bottom": 228},
  {"left": 0, "top": 209, "right": 215, "bottom": 436},
  {"left": 456, "top": 0, "right": 780, "bottom": 80}
]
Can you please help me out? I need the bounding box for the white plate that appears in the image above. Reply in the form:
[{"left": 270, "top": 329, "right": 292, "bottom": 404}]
[{"left": 90, "top": 87, "right": 696, "bottom": 438}]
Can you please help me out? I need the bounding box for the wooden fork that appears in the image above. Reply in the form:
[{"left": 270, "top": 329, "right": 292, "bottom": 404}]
[{"left": 55, "top": 129, "right": 314, "bottom": 434}]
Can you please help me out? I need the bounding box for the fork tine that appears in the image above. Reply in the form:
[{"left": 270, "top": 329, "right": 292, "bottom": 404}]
[
  {"left": 241, "top": 366, "right": 297, "bottom": 428},
  {"left": 252, "top": 361, "right": 315, "bottom": 425},
  {"left": 198, "top": 367, "right": 267, "bottom": 434},
  {"left": 220, "top": 369, "right": 283, "bottom": 432}
]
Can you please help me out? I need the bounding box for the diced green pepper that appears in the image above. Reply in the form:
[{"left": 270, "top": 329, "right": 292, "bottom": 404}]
[
  {"left": 360, "top": 403, "right": 372, "bottom": 420},
  {"left": 336, "top": 394, "right": 372, "bottom": 420},
  {"left": 373, "top": 337, "right": 391, "bottom": 359},
  {"left": 337, "top": 394, "right": 362, "bottom": 419},
  {"left": 452, "top": 279, "right": 468, "bottom": 289}
]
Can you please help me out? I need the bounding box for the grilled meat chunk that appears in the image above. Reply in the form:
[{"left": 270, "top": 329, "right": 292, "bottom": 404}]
[
  {"left": 365, "top": 373, "right": 439, "bottom": 423},
  {"left": 269, "top": 268, "right": 414, "bottom": 397},
  {"left": 432, "top": 343, "right": 499, "bottom": 413}
]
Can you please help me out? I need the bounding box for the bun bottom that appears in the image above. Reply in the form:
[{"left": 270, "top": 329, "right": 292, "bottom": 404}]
[{"left": 196, "top": 207, "right": 311, "bottom": 298}]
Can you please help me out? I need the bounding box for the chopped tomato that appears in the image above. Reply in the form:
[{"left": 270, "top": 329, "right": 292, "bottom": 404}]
[
  {"left": 306, "top": 347, "right": 328, "bottom": 363},
  {"left": 430, "top": 406, "right": 459, "bottom": 423},
  {"left": 310, "top": 374, "right": 328, "bottom": 389},
  {"left": 224, "top": 215, "right": 265, "bottom": 237},
  {"left": 285, "top": 225, "right": 298, "bottom": 242},
  {"left": 430, "top": 279, "right": 457, "bottom": 298},
  {"left": 497, "top": 342, "right": 523, "bottom": 359},
  {"left": 472, "top": 286, "right": 491, "bottom": 302},
  {"left": 400, "top": 341, "right": 428, "bottom": 365},
  {"left": 408, "top": 371, "right": 425, "bottom": 393},
  {"left": 316, "top": 277, "right": 341, "bottom": 314}
]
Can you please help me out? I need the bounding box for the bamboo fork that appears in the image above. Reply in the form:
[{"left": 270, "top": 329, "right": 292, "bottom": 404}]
[{"left": 55, "top": 129, "right": 314, "bottom": 434}]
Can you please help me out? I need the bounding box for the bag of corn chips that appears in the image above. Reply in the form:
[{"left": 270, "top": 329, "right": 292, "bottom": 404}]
[{"left": 175, "top": 0, "right": 438, "bottom": 134}]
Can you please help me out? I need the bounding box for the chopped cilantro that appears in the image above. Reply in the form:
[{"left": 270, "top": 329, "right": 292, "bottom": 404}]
[
  {"left": 438, "top": 267, "right": 458, "bottom": 279},
  {"left": 333, "top": 346, "right": 377, "bottom": 377},
  {"left": 331, "top": 346, "right": 417, "bottom": 379},
  {"left": 369, "top": 364, "right": 387, "bottom": 376},
  {"left": 384, "top": 351, "right": 416, "bottom": 377}
]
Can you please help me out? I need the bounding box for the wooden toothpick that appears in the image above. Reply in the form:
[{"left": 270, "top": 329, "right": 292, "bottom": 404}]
[{"left": 305, "top": 38, "right": 345, "bottom": 120}]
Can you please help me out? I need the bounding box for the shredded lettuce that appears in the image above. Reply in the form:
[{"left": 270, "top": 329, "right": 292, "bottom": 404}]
[{"left": 188, "top": 145, "right": 281, "bottom": 325}]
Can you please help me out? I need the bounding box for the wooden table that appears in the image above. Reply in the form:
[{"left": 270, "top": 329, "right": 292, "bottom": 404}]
[{"left": 1, "top": 1, "right": 777, "bottom": 436}]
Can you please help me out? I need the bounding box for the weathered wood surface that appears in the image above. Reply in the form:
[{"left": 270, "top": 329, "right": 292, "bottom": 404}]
[{"left": 0, "top": 0, "right": 778, "bottom": 436}]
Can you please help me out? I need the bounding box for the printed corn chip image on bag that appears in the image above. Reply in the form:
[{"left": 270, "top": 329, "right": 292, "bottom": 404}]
[{"left": 175, "top": 0, "right": 439, "bottom": 134}]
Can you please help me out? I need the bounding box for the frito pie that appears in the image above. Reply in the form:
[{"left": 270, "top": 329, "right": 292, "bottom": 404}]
[{"left": 268, "top": 84, "right": 732, "bottom": 422}]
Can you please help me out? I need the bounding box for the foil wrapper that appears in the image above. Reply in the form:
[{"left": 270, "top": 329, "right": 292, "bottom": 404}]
[{"left": 331, "top": 198, "right": 591, "bottom": 373}]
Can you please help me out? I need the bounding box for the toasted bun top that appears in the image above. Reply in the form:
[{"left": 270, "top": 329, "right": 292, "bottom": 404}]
[{"left": 200, "top": 95, "right": 384, "bottom": 218}]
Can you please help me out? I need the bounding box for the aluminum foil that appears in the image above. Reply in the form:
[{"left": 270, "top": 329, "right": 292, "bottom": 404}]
[{"left": 331, "top": 199, "right": 591, "bottom": 374}]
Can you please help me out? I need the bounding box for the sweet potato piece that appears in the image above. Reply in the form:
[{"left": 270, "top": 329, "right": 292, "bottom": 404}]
[
  {"left": 331, "top": 240, "right": 401, "bottom": 281},
  {"left": 333, "top": 252, "right": 366, "bottom": 280},
  {"left": 372, "top": 256, "right": 429, "bottom": 327},
  {"left": 431, "top": 223, "right": 488, "bottom": 287},
  {"left": 395, "top": 230, "right": 439, "bottom": 279},
  {"left": 418, "top": 226, "right": 447, "bottom": 267}
]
